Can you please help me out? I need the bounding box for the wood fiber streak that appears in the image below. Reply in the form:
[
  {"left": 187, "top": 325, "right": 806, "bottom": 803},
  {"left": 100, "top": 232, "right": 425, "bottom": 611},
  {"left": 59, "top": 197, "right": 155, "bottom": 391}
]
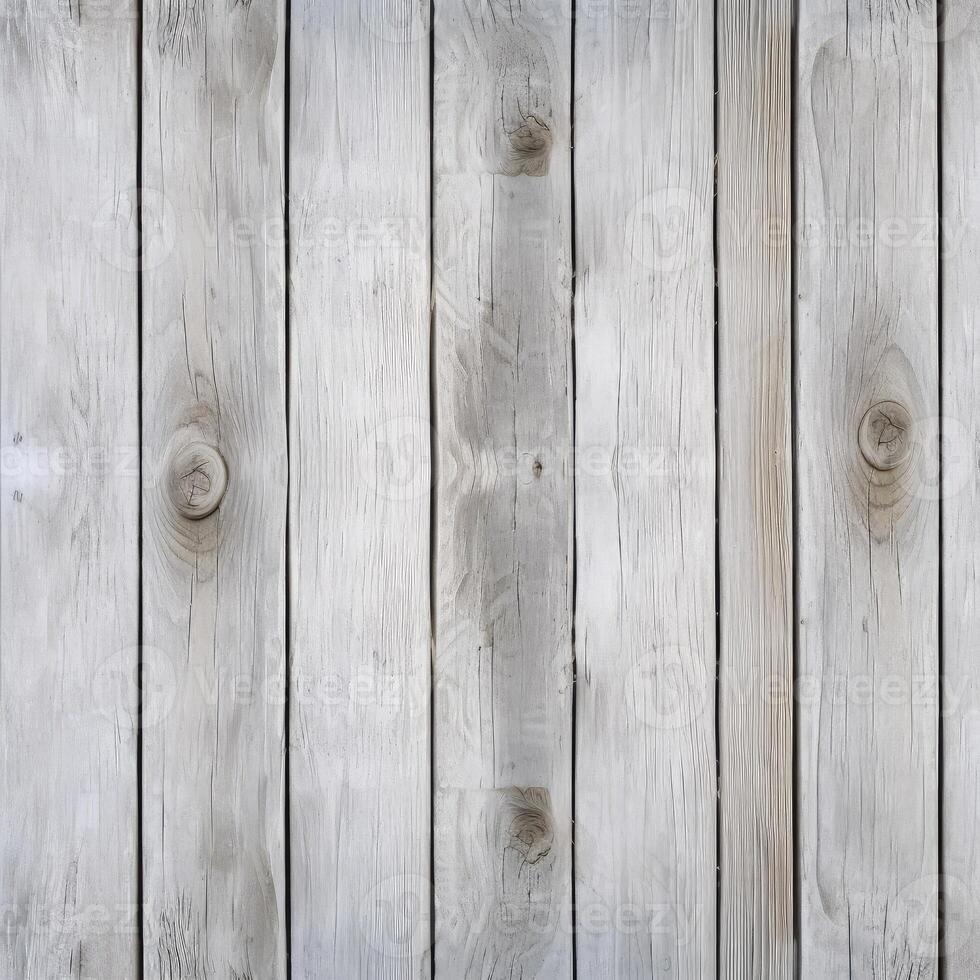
[
  {"left": 0, "top": 2, "right": 139, "bottom": 977},
  {"left": 941, "top": 1, "right": 980, "bottom": 971},
  {"left": 573, "top": 1, "right": 716, "bottom": 976},
  {"left": 140, "top": 0, "right": 288, "bottom": 973},
  {"left": 288, "top": 0, "right": 431, "bottom": 976},
  {"left": 797, "top": 1, "right": 940, "bottom": 975},
  {"left": 433, "top": 0, "right": 573, "bottom": 975},
  {"left": 717, "top": 0, "right": 794, "bottom": 976}
]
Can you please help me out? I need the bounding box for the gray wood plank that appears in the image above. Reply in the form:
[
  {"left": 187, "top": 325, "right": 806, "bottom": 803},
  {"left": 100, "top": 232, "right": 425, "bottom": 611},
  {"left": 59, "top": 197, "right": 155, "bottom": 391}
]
[
  {"left": 938, "top": 0, "right": 980, "bottom": 970},
  {"left": 573, "top": 2, "right": 716, "bottom": 976},
  {"left": 432, "top": 0, "right": 573, "bottom": 974},
  {"left": 0, "top": 1, "right": 139, "bottom": 976},
  {"left": 796, "top": 3, "right": 940, "bottom": 974},
  {"left": 716, "top": 0, "right": 794, "bottom": 975},
  {"left": 139, "top": 0, "right": 288, "bottom": 973},
  {"left": 288, "top": 1, "right": 432, "bottom": 976}
]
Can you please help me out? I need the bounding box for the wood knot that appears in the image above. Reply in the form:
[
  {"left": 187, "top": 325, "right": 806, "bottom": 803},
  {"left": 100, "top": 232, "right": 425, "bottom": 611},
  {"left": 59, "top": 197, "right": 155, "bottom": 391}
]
[
  {"left": 506, "top": 114, "right": 552, "bottom": 177},
  {"left": 167, "top": 442, "right": 228, "bottom": 520},
  {"left": 858, "top": 401, "right": 913, "bottom": 472},
  {"left": 504, "top": 787, "right": 553, "bottom": 865}
]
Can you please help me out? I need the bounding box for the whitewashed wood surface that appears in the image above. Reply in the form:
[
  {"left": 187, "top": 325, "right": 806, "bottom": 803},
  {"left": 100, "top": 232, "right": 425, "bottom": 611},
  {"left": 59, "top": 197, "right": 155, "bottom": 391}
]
[
  {"left": 288, "top": 1, "right": 431, "bottom": 977},
  {"left": 574, "top": 1, "right": 716, "bottom": 977},
  {"left": 797, "top": 2, "right": 940, "bottom": 976},
  {"left": 1, "top": 0, "right": 976, "bottom": 977},
  {"left": 433, "top": 0, "right": 572, "bottom": 975},
  {"left": 140, "top": 0, "right": 288, "bottom": 975},
  {"left": 1, "top": 0, "right": 139, "bottom": 977}
]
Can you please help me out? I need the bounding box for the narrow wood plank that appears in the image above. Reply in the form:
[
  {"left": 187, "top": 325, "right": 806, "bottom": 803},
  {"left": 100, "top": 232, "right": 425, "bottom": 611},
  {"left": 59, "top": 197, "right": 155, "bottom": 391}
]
[
  {"left": 0, "top": 1, "right": 139, "bottom": 975},
  {"left": 140, "top": 0, "right": 288, "bottom": 973},
  {"left": 939, "top": 0, "right": 980, "bottom": 970},
  {"left": 573, "top": 2, "right": 716, "bottom": 976},
  {"left": 797, "top": 3, "right": 940, "bottom": 974},
  {"left": 288, "top": 2, "right": 432, "bottom": 975},
  {"left": 716, "top": 1, "right": 794, "bottom": 974},
  {"left": 432, "top": 1, "right": 573, "bottom": 974}
]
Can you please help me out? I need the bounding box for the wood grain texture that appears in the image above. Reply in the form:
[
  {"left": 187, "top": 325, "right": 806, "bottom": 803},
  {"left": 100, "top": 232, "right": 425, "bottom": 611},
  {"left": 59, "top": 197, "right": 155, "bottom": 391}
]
[
  {"left": 938, "top": 0, "right": 980, "bottom": 970},
  {"left": 288, "top": 1, "right": 432, "bottom": 976},
  {"left": 0, "top": 1, "right": 139, "bottom": 976},
  {"left": 716, "top": 1, "right": 793, "bottom": 975},
  {"left": 796, "top": 2, "right": 940, "bottom": 975},
  {"left": 573, "top": 2, "right": 716, "bottom": 976},
  {"left": 432, "top": 0, "right": 573, "bottom": 974},
  {"left": 140, "top": 0, "right": 288, "bottom": 973}
]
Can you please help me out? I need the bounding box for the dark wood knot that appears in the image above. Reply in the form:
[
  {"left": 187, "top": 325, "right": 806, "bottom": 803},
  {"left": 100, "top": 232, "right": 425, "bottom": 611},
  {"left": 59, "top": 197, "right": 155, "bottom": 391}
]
[
  {"left": 506, "top": 114, "right": 552, "bottom": 177},
  {"left": 858, "top": 401, "right": 913, "bottom": 472},
  {"left": 167, "top": 442, "right": 228, "bottom": 520}
]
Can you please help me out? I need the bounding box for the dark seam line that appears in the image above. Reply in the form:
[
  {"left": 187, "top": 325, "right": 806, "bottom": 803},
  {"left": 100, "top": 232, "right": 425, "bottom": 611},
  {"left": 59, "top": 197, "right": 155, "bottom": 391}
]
[
  {"left": 569, "top": 0, "right": 578, "bottom": 975},
  {"left": 283, "top": 0, "right": 293, "bottom": 971},
  {"left": 936, "top": 1, "right": 946, "bottom": 974},
  {"left": 712, "top": 0, "right": 722, "bottom": 974},
  {"left": 136, "top": 0, "right": 145, "bottom": 973},
  {"left": 790, "top": 0, "right": 801, "bottom": 974},
  {"left": 429, "top": 0, "right": 438, "bottom": 974}
]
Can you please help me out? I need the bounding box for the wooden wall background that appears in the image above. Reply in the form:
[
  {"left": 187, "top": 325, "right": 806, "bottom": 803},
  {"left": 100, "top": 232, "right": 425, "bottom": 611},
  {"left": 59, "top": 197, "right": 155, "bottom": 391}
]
[{"left": 0, "top": 0, "right": 976, "bottom": 977}]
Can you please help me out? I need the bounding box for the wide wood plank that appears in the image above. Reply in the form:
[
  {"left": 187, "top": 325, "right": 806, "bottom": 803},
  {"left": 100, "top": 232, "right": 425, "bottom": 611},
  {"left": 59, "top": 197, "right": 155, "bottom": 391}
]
[
  {"left": 0, "top": 2, "right": 139, "bottom": 976},
  {"left": 573, "top": 2, "right": 716, "bottom": 976},
  {"left": 716, "top": 1, "right": 794, "bottom": 975},
  {"left": 796, "top": 3, "right": 940, "bottom": 974},
  {"left": 140, "top": 0, "right": 288, "bottom": 973},
  {"left": 288, "top": 2, "right": 432, "bottom": 975},
  {"left": 432, "top": 0, "right": 573, "bottom": 974},
  {"left": 939, "top": 0, "right": 980, "bottom": 970}
]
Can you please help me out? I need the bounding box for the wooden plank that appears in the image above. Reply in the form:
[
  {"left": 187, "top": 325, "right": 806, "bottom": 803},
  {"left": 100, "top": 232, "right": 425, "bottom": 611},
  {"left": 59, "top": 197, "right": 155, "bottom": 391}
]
[
  {"left": 796, "top": 3, "right": 940, "bottom": 974},
  {"left": 573, "top": 2, "right": 716, "bottom": 976},
  {"left": 939, "top": 1, "right": 980, "bottom": 971},
  {"left": 432, "top": 0, "right": 572, "bottom": 974},
  {"left": 288, "top": 1, "right": 432, "bottom": 975},
  {"left": 716, "top": 0, "right": 794, "bottom": 974},
  {"left": 139, "top": 0, "right": 287, "bottom": 974},
  {"left": 0, "top": 1, "right": 139, "bottom": 976}
]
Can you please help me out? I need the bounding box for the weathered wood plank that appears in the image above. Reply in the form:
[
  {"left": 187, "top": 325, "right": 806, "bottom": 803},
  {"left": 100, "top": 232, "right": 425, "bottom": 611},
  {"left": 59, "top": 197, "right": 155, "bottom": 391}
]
[
  {"left": 0, "top": 1, "right": 139, "bottom": 976},
  {"left": 288, "top": 1, "right": 432, "bottom": 975},
  {"left": 140, "top": 0, "right": 288, "bottom": 973},
  {"left": 939, "top": 0, "right": 980, "bottom": 970},
  {"left": 432, "top": 0, "right": 573, "bottom": 974},
  {"left": 796, "top": 2, "right": 940, "bottom": 974},
  {"left": 716, "top": 0, "right": 794, "bottom": 974},
  {"left": 573, "top": 2, "right": 716, "bottom": 976}
]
